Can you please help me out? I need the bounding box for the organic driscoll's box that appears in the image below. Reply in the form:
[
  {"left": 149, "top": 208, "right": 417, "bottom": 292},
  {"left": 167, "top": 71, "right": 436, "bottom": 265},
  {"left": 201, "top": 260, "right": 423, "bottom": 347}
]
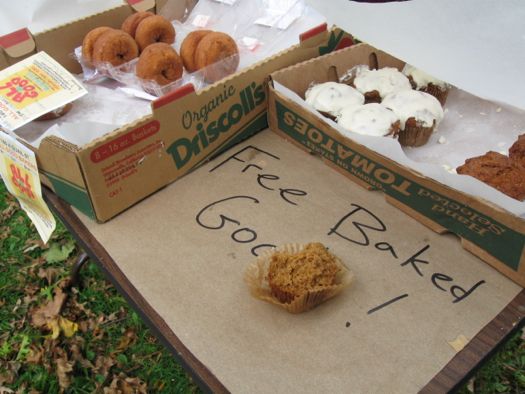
[
  {"left": 0, "top": 0, "right": 353, "bottom": 222},
  {"left": 267, "top": 43, "right": 525, "bottom": 287}
]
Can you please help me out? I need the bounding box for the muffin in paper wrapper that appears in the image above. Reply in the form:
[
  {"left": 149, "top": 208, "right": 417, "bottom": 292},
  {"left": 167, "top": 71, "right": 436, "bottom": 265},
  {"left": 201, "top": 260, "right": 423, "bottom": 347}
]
[{"left": 244, "top": 243, "right": 354, "bottom": 314}]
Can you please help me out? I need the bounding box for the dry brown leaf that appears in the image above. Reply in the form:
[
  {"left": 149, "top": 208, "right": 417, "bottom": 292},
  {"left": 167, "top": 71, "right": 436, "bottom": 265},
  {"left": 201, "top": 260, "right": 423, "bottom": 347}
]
[
  {"left": 0, "top": 386, "right": 15, "bottom": 394},
  {"left": 116, "top": 329, "right": 137, "bottom": 352},
  {"left": 70, "top": 343, "right": 94, "bottom": 370},
  {"left": 55, "top": 357, "right": 73, "bottom": 390},
  {"left": 104, "top": 373, "right": 147, "bottom": 394},
  {"left": 26, "top": 345, "right": 44, "bottom": 364},
  {"left": 31, "top": 288, "right": 67, "bottom": 329},
  {"left": 94, "top": 355, "right": 116, "bottom": 378},
  {"left": 37, "top": 267, "right": 61, "bottom": 285}
]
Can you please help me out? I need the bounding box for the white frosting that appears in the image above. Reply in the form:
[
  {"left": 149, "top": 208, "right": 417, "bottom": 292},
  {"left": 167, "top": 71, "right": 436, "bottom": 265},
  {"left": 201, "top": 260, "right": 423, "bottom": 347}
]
[
  {"left": 305, "top": 82, "right": 364, "bottom": 116},
  {"left": 337, "top": 103, "right": 399, "bottom": 137},
  {"left": 402, "top": 64, "right": 448, "bottom": 89},
  {"left": 353, "top": 67, "right": 412, "bottom": 98},
  {"left": 382, "top": 90, "right": 444, "bottom": 128}
]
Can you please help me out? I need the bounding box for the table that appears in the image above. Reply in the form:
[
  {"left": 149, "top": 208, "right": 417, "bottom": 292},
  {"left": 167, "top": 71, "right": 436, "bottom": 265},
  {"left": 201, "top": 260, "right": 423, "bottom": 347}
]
[{"left": 43, "top": 130, "right": 525, "bottom": 393}]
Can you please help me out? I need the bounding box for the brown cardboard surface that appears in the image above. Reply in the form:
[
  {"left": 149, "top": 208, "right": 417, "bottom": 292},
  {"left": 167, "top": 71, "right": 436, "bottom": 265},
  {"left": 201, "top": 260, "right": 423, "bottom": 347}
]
[{"left": 76, "top": 129, "right": 521, "bottom": 393}]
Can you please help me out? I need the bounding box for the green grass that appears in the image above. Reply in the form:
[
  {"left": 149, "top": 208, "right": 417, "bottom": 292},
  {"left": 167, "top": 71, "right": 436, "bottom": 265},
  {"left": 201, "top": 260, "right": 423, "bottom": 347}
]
[
  {"left": 0, "top": 179, "right": 524, "bottom": 393},
  {"left": 0, "top": 181, "right": 199, "bottom": 393}
]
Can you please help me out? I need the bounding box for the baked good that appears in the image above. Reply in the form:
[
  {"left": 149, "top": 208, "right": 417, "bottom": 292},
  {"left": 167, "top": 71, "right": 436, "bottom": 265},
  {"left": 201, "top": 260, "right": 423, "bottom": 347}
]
[
  {"left": 403, "top": 64, "right": 450, "bottom": 106},
  {"left": 180, "top": 30, "right": 212, "bottom": 72},
  {"left": 337, "top": 103, "right": 400, "bottom": 138},
  {"left": 509, "top": 134, "right": 525, "bottom": 170},
  {"left": 456, "top": 151, "right": 525, "bottom": 201},
  {"left": 35, "top": 103, "right": 73, "bottom": 121},
  {"left": 382, "top": 90, "right": 444, "bottom": 147},
  {"left": 193, "top": 32, "right": 239, "bottom": 83},
  {"left": 305, "top": 82, "right": 364, "bottom": 118},
  {"left": 267, "top": 242, "right": 342, "bottom": 304},
  {"left": 81, "top": 26, "right": 113, "bottom": 67},
  {"left": 134, "top": 15, "right": 176, "bottom": 52},
  {"left": 136, "top": 43, "right": 183, "bottom": 85},
  {"left": 121, "top": 11, "right": 154, "bottom": 38},
  {"left": 352, "top": 66, "right": 412, "bottom": 103},
  {"left": 92, "top": 29, "right": 139, "bottom": 67}
]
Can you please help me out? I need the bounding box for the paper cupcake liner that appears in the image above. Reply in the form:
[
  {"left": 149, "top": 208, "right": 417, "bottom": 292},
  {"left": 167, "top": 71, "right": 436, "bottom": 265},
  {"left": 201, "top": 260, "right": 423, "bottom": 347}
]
[
  {"left": 244, "top": 243, "right": 354, "bottom": 314},
  {"left": 420, "top": 83, "right": 449, "bottom": 107},
  {"left": 398, "top": 118, "right": 435, "bottom": 147}
]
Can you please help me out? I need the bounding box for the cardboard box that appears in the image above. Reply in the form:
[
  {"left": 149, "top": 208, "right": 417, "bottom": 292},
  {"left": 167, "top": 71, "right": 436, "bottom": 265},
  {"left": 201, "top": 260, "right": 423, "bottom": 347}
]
[
  {"left": 0, "top": 0, "right": 353, "bottom": 222},
  {"left": 267, "top": 43, "right": 525, "bottom": 287}
]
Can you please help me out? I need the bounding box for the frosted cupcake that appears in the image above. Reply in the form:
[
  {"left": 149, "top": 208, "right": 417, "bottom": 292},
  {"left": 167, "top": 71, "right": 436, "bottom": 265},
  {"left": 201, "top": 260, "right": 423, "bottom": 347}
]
[
  {"left": 337, "top": 103, "right": 400, "bottom": 138},
  {"left": 382, "top": 90, "right": 444, "bottom": 147},
  {"left": 305, "top": 82, "right": 364, "bottom": 118},
  {"left": 403, "top": 64, "right": 450, "bottom": 106},
  {"left": 352, "top": 66, "right": 412, "bottom": 103}
]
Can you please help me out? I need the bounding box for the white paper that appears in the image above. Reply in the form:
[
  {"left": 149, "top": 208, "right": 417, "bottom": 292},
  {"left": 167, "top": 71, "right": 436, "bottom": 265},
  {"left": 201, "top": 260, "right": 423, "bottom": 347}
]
[
  {"left": 0, "top": 0, "right": 125, "bottom": 36},
  {"left": 306, "top": 0, "right": 525, "bottom": 111}
]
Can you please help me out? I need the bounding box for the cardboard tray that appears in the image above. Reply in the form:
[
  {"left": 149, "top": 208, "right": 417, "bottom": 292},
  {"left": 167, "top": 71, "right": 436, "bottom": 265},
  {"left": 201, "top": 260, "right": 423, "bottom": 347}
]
[
  {"left": 267, "top": 43, "right": 525, "bottom": 287},
  {"left": 0, "top": 0, "right": 353, "bottom": 222}
]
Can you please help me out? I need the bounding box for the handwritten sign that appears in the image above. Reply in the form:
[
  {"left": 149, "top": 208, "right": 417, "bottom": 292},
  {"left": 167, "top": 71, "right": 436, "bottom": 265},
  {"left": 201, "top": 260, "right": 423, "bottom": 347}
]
[{"left": 78, "top": 130, "right": 521, "bottom": 392}]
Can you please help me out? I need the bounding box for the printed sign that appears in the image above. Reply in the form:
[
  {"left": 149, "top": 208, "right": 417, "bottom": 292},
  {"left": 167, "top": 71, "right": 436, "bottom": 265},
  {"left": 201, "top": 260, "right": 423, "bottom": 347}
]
[
  {"left": 0, "top": 51, "right": 87, "bottom": 131},
  {"left": 0, "top": 133, "right": 56, "bottom": 243}
]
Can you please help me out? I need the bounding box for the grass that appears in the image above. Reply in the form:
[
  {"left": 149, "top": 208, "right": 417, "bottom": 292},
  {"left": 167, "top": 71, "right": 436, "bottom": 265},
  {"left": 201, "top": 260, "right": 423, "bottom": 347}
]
[{"left": 0, "top": 179, "right": 524, "bottom": 393}]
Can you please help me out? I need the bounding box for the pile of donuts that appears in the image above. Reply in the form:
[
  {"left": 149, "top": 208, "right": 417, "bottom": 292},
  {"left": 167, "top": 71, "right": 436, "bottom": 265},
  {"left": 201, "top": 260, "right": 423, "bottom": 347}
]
[{"left": 81, "top": 11, "right": 239, "bottom": 89}]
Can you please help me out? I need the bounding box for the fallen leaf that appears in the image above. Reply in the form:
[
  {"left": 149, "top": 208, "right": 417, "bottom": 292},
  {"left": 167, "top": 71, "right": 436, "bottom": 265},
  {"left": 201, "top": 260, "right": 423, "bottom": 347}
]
[
  {"left": 31, "top": 288, "right": 67, "bottom": 328},
  {"left": 55, "top": 357, "right": 73, "bottom": 390},
  {"left": 58, "top": 317, "right": 78, "bottom": 338},
  {"left": 37, "top": 267, "right": 61, "bottom": 285},
  {"left": 26, "top": 345, "right": 44, "bottom": 364},
  {"left": 43, "top": 241, "right": 76, "bottom": 264},
  {"left": 70, "top": 342, "right": 93, "bottom": 370},
  {"left": 116, "top": 329, "right": 136, "bottom": 352},
  {"left": 0, "top": 386, "right": 15, "bottom": 393},
  {"left": 94, "top": 355, "right": 116, "bottom": 379},
  {"left": 104, "top": 373, "right": 147, "bottom": 394}
]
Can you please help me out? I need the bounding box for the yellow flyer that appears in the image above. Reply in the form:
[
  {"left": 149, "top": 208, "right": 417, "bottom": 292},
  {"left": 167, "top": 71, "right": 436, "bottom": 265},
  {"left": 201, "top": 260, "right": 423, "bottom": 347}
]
[
  {"left": 0, "top": 132, "right": 56, "bottom": 243},
  {"left": 0, "top": 51, "right": 87, "bottom": 131}
]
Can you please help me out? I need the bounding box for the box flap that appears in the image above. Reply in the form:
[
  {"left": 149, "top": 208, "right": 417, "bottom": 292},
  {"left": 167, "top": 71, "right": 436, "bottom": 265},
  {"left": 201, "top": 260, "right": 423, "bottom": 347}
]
[
  {"left": 126, "top": 0, "right": 155, "bottom": 12},
  {"left": 0, "top": 28, "right": 35, "bottom": 61}
]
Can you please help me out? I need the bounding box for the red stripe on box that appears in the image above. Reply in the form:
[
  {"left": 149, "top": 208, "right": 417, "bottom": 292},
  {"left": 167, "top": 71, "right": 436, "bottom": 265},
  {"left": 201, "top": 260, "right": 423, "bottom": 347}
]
[
  {"left": 90, "top": 120, "right": 160, "bottom": 163},
  {"left": 0, "top": 29, "right": 31, "bottom": 49},
  {"left": 126, "top": 0, "right": 144, "bottom": 5},
  {"left": 152, "top": 83, "right": 195, "bottom": 110},
  {"left": 299, "top": 23, "right": 327, "bottom": 43}
]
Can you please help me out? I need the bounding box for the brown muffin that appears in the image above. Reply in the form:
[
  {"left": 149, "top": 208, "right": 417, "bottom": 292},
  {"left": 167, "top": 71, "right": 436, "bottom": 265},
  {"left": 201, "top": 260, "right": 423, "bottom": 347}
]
[
  {"left": 267, "top": 242, "right": 341, "bottom": 304},
  {"left": 456, "top": 151, "right": 525, "bottom": 201}
]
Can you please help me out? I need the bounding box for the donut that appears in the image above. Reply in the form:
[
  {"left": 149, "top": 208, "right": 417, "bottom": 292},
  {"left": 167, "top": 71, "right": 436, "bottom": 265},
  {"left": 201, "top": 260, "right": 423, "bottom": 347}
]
[
  {"left": 180, "top": 30, "right": 212, "bottom": 72},
  {"left": 121, "top": 11, "right": 154, "bottom": 38},
  {"left": 92, "top": 29, "right": 139, "bottom": 67},
  {"left": 194, "top": 32, "right": 239, "bottom": 83},
  {"left": 134, "top": 15, "right": 175, "bottom": 52},
  {"left": 35, "top": 103, "right": 73, "bottom": 121},
  {"left": 136, "top": 43, "right": 183, "bottom": 86},
  {"left": 81, "top": 26, "right": 112, "bottom": 67}
]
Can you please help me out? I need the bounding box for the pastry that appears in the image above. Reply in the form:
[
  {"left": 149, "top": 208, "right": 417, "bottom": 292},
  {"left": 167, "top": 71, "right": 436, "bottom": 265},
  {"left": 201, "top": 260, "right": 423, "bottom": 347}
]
[
  {"left": 244, "top": 242, "right": 352, "bottom": 313},
  {"left": 403, "top": 64, "right": 450, "bottom": 106},
  {"left": 509, "top": 134, "right": 525, "bottom": 170},
  {"left": 134, "top": 15, "right": 176, "bottom": 52},
  {"left": 180, "top": 30, "right": 212, "bottom": 72},
  {"left": 456, "top": 151, "right": 525, "bottom": 201},
  {"left": 382, "top": 90, "right": 444, "bottom": 147},
  {"left": 305, "top": 82, "right": 364, "bottom": 118},
  {"left": 352, "top": 66, "right": 412, "bottom": 103},
  {"left": 193, "top": 32, "right": 239, "bottom": 83},
  {"left": 35, "top": 103, "right": 73, "bottom": 121},
  {"left": 91, "top": 29, "right": 139, "bottom": 67},
  {"left": 136, "top": 43, "right": 183, "bottom": 85},
  {"left": 267, "top": 242, "right": 342, "bottom": 304},
  {"left": 121, "top": 11, "right": 154, "bottom": 38},
  {"left": 337, "top": 103, "right": 400, "bottom": 138},
  {"left": 81, "top": 26, "right": 113, "bottom": 67}
]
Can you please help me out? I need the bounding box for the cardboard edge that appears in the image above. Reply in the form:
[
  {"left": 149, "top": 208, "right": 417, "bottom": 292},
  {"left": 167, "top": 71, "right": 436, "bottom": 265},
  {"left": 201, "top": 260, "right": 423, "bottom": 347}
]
[{"left": 126, "top": 0, "right": 156, "bottom": 12}]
